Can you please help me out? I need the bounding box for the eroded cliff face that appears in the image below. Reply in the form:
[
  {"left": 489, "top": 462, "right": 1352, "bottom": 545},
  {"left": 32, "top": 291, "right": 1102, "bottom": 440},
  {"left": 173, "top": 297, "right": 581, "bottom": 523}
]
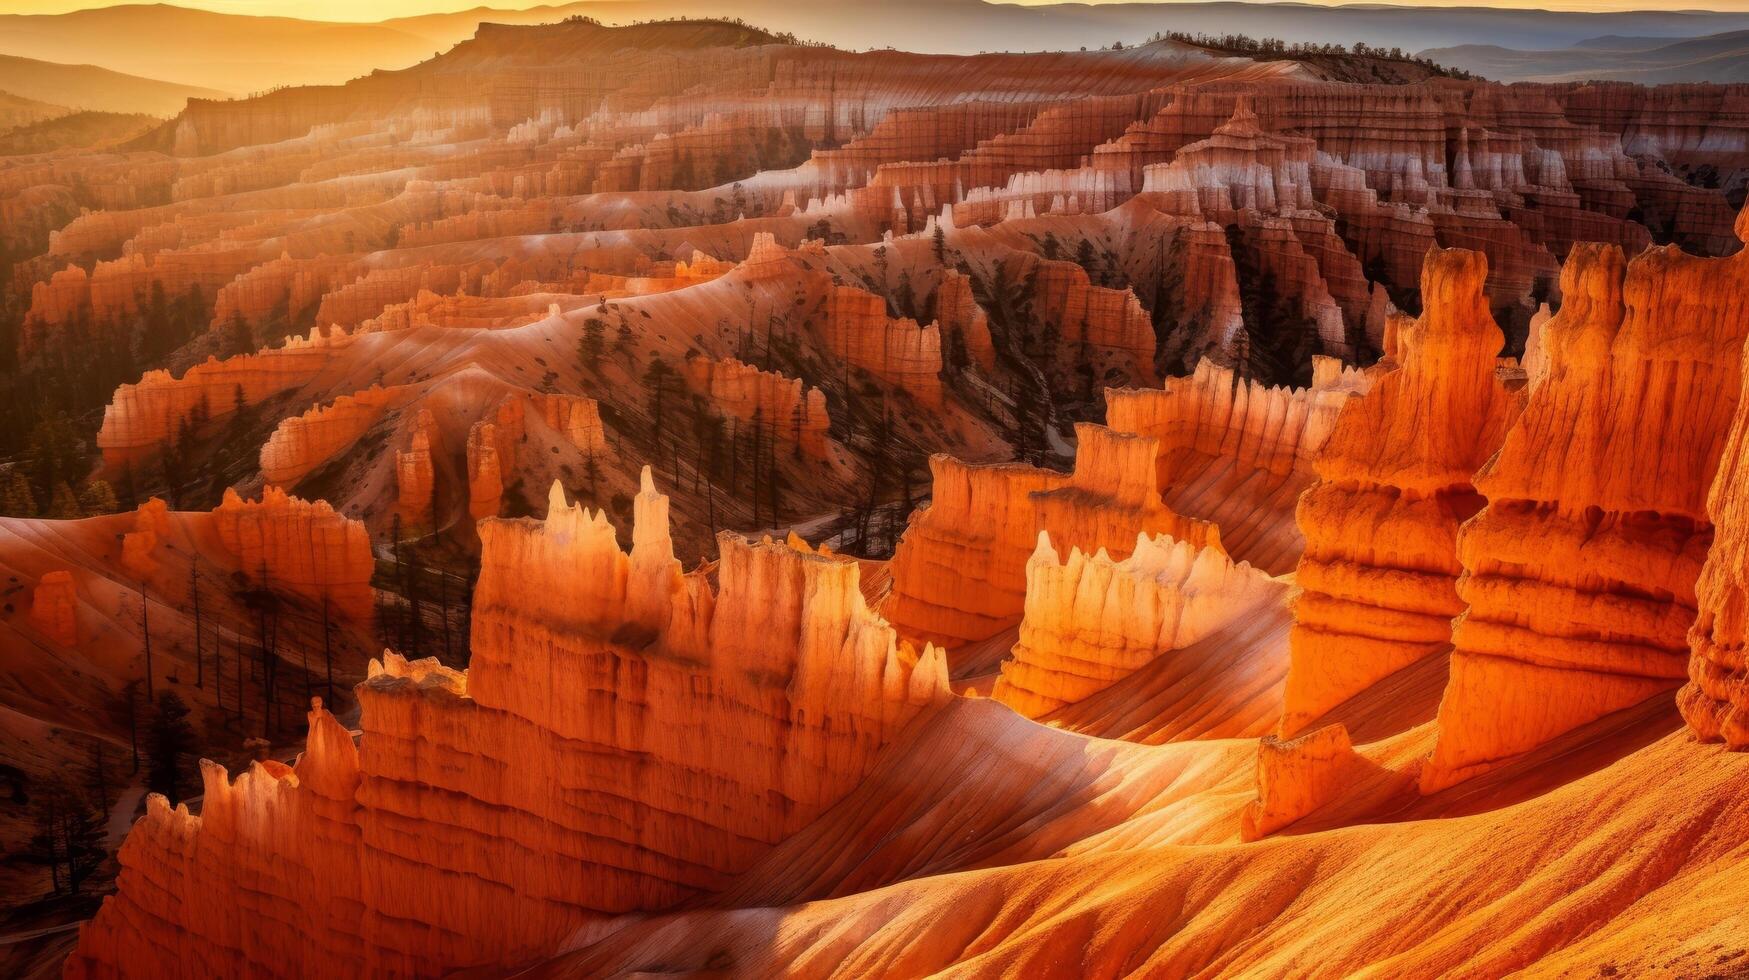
[
  {"left": 209, "top": 487, "right": 375, "bottom": 622},
  {"left": 1682, "top": 349, "right": 1749, "bottom": 749},
  {"left": 1281, "top": 248, "right": 1520, "bottom": 737},
  {"left": 883, "top": 424, "right": 1218, "bottom": 657},
  {"left": 993, "top": 530, "right": 1280, "bottom": 718},
  {"left": 67, "top": 469, "right": 949, "bottom": 976},
  {"left": 1423, "top": 221, "right": 1749, "bottom": 790}
]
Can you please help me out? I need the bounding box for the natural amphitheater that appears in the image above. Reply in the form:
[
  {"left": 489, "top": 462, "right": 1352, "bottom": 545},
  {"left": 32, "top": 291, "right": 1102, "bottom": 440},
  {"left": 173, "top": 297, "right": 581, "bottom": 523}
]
[{"left": 0, "top": 2, "right": 1746, "bottom": 977}]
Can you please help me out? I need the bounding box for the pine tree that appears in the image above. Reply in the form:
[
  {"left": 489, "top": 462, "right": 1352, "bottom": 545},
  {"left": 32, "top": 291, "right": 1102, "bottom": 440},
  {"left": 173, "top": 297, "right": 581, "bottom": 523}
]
[
  {"left": 1, "top": 470, "right": 36, "bottom": 516},
  {"left": 579, "top": 318, "right": 605, "bottom": 371},
  {"left": 46, "top": 481, "right": 83, "bottom": 520},
  {"left": 226, "top": 311, "right": 253, "bottom": 357},
  {"left": 77, "top": 479, "right": 119, "bottom": 515},
  {"left": 643, "top": 356, "right": 675, "bottom": 443},
  {"left": 146, "top": 692, "right": 194, "bottom": 806}
]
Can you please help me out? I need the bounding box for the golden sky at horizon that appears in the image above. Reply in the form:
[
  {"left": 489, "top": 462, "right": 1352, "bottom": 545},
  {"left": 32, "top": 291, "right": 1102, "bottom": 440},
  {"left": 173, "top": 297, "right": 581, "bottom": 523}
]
[{"left": 9, "top": 0, "right": 1749, "bottom": 21}]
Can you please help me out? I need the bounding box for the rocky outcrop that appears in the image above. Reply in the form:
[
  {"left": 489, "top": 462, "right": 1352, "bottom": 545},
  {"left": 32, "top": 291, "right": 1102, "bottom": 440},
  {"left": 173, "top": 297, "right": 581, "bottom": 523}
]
[
  {"left": 1106, "top": 356, "right": 1367, "bottom": 484},
  {"left": 120, "top": 499, "right": 171, "bottom": 581},
  {"left": 210, "top": 487, "right": 374, "bottom": 621},
  {"left": 69, "top": 468, "right": 948, "bottom": 976},
  {"left": 1425, "top": 221, "right": 1749, "bottom": 790},
  {"left": 1282, "top": 248, "right": 1519, "bottom": 737},
  {"left": 883, "top": 426, "right": 1217, "bottom": 653},
  {"left": 1239, "top": 723, "right": 1358, "bottom": 841},
  {"left": 933, "top": 270, "right": 996, "bottom": 373},
  {"left": 1682, "top": 350, "right": 1749, "bottom": 749},
  {"left": 466, "top": 420, "right": 504, "bottom": 525},
  {"left": 682, "top": 356, "right": 830, "bottom": 458},
  {"left": 259, "top": 386, "right": 399, "bottom": 487},
  {"left": 97, "top": 327, "right": 351, "bottom": 468},
  {"left": 992, "top": 530, "right": 1278, "bottom": 718},
  {"left": 27, "top": 570, "right": 78, "bottom": 647},
  {"left": 394, "top": 410, "right": 437, "bottom": 528},
  {"left": 822, "top": 285, "right": 943, "bottom": 406}
]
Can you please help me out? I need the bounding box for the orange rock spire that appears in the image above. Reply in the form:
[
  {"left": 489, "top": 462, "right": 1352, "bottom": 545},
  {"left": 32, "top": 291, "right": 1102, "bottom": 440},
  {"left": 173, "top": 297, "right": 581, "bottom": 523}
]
[
  {"left": 1281, "top": 247, "right": 1519, "bottom": 736},
  {"left": 1425, "top": 219, "right": 1749, "bottom": 790}
]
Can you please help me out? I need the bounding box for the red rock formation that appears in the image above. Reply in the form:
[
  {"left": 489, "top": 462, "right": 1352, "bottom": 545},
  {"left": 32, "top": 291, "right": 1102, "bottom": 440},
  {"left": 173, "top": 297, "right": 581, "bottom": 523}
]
[
  {"left": 120, "top": 499, "right": 171, "bottom": 581},
  {"left": 822, "top": 284, "right": 943, "bottom": 406},
  {"left": 933, "top": 269, "right": 996, "bottom": 373},
  {"left": 27, "top": 570, "right": 78, "bottom": 647},
  {"left": 1424, "top": 219, "right": 1749, "bottom": 790},
  {"left": 1682, "top": 353, "right": 1749, "bottom": 749},
  {"left": 68, "top": 469, "right": 948, "bottom": 975},
  {"left": 98, "top": 327, "right": 352, "bottom": 468},
  {"left": 259, "top": 386, "right": 400, "bottom": 487},
  {"left": 210, "top": 487, "right": 374, "bottom": 621},
  {"left": 1282, "top": 248, "right": 1519, "bottom": 737},
  {"left": 1105, "top": 356, "right": 1370, "bottom": 574},
  {"left": 394, "top": 410, "right": 437, "bottom": 528},
  {"left": 993, "top": 529, "right": 1278, "bottom": 718},
  {"left": 465, "top": 420, "right": 504, "bottom": 525},
  {"left": 1239, "top": 723, "right": 1358, "bottom": 841},
  {"left": 682, "top": 356, "right": 830, "bottom": 458},
  {"left": 883, "top": 424, "right": 1216, "bottom": 655}
]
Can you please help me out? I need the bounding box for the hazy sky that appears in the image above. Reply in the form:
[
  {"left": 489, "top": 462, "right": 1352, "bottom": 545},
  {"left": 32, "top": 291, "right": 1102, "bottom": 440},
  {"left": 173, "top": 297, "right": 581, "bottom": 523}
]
[{"left": 10, "top": 0, "right": 1749, "bottom": 22}]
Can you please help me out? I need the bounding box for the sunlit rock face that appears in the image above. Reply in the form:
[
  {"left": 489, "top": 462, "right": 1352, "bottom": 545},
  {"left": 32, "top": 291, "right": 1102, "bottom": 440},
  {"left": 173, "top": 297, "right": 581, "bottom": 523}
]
[
  {"left": 1683, "top": 349, "right": 1749, "bottom": 749},
  {"left": 1424, "top": 214, "right": 1749, "bottom": 791},
  {"left": 992, "top": 529, "right": 1279, "bottom": 718},
  {"left": 65, "top": 469, "right": 948, "bottom": 976},
  {"left": 1281, "top": 247, "right": 1520, "bottom": 738},
  {"left": 210, "top": 487, "right": 376, "bottom": 622},
  {"left": 21, "top": 14, "right": 1749, "bottom": 979}
]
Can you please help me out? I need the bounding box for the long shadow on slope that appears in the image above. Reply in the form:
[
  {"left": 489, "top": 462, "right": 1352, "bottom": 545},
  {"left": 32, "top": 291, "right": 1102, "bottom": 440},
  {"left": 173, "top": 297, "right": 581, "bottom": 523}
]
[
  {"left": 696, "top": 697, "right": 1255, "bottom": 910},
  {"left": 1041, "top": 596, "right": 1293, "bottom": 744}
]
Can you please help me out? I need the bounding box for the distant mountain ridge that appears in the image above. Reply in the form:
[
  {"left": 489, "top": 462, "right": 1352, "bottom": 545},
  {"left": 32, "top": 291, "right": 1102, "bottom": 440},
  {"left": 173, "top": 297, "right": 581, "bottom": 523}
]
[
  {"left": 1424, "top": 28, "right": 1749, "bottom": 83},
  {"left": 0, "top": 53, "right": 226, "bottom": 115},
  {"left": 9, "top": 1, "right": 1749, "bottom": 95}
]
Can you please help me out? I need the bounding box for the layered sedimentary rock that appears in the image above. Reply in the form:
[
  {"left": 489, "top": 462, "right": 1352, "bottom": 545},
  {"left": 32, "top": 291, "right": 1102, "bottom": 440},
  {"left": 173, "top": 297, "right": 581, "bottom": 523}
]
[
  {"left": 466, "top": 420, "right": 505, "bottom": 524},
  {"left": 1281, "top": 248, "right": 1519, "bottom": 737},
  {"left": 69, "top": 469, "right": 948, "bottom": 975},
  {"left": 822, "top": 285, "right": 944, "bottom": 406},
  {"left": 1104, "top": 356, "right": 1370, "bottom": 574},
  {"left": 1424, "top": 218, "right": 1749, "bottom": 790},
  {"left": 1106, "top": 356, "right": 1367, "bottom": 484},
  {"left": 394, "top": 410, "right": 437, "bottom": 528},
  {"left": 210, "top": 487, "right": 374, "bottom": 621},
  {"left": 259, "top": 386, "right": 400, "bottom": 487},
  {"left": 1682, "top": 352, "right": 1749, "bottom": 749},
  {"left": 993, "top": 530, "right": 1278, "bottom": 718},
  {"left": 933, "top": 270, "right": 996, "bottom": 373}
]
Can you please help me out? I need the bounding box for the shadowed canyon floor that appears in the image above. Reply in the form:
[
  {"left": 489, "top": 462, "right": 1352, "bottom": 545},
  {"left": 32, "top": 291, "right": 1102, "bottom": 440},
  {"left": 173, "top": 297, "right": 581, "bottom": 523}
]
[{"left": 0, "top": 14, "right": 1746, "bottom": 979}]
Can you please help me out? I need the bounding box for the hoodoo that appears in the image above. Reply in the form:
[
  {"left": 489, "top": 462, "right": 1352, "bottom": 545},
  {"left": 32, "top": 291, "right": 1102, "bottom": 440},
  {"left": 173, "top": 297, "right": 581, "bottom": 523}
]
[
  {"left": 1425, "top": 217, "right": 1749, "bottom": 790},
  {"left": 1281, "top": 247, "right": 1519, "bottom": 737}
]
